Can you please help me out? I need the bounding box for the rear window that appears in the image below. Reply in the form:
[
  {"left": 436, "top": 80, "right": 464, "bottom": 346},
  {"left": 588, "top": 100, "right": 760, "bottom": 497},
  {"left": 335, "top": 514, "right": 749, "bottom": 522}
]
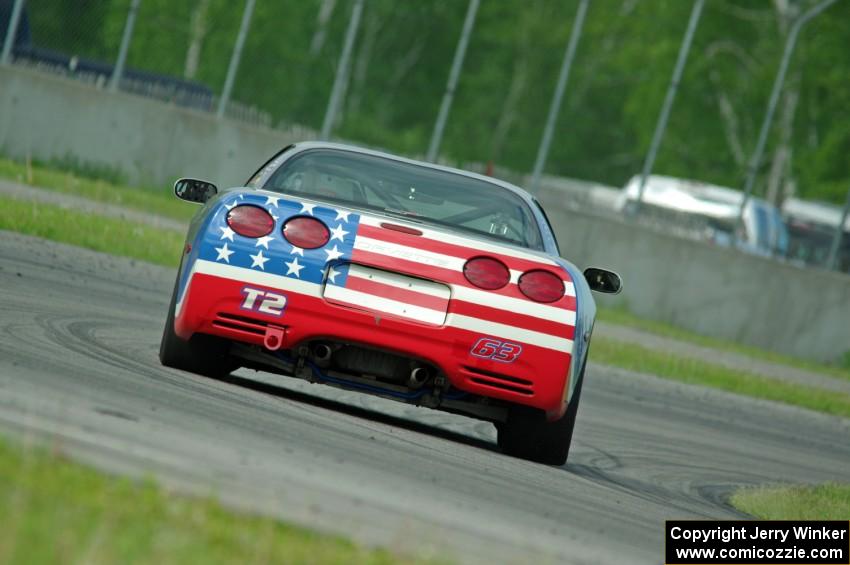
[{"left": 262, "top": 149, "right": 542, "bottom": 249}]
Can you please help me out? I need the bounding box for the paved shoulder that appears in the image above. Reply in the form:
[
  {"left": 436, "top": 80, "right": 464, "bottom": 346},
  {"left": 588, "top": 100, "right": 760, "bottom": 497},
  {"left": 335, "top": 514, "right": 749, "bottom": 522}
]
[
  {"left": 596, "top": 321, "right": 850, "bottom": 395},
  {"left": 0, "top": 178, "right": 186, "bottom": 231}
]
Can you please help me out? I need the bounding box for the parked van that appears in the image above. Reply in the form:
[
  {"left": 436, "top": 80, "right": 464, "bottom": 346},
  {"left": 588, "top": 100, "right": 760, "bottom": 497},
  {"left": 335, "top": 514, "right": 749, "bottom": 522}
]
[
  {"left": 782, "top": 197, "right": 850, "bottom": 271},
  {"left": 617, "top": 174, "right": 788, "bottom": 257}
]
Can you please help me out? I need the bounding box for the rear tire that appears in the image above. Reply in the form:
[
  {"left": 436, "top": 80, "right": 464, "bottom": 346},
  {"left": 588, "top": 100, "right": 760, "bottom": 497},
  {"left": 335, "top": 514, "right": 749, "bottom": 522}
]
[
  {"left": 497, "top": 362, "right": 586, "bottom": 466},
  {"left": 159, "top": 273, "right": 236, "bottom": 379}
]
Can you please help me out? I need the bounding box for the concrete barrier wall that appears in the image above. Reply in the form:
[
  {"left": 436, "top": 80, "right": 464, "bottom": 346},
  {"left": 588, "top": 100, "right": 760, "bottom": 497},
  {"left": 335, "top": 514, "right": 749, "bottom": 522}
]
[
  {"left": 541, "top": 203, "right": 850, "bottom": 363},
  {"left": 2, "top": 65, "right": 849, "bottom": 362},
  {"left": 0, "top": 66, "right": 311, "bottom": 187}
]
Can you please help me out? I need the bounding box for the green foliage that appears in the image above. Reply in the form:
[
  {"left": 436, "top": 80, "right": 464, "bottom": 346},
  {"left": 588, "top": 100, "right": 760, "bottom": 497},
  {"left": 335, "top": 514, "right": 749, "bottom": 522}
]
[
  {"left": 0, "top": 437, "right": 421, "bottom": 564},
  {"left": 591, "top": 337, "right": 850, "bottom": 419},
  {"left": 0, "top": 157, "right": 193, "bottom": 221},
  {"left": 24, "top": 0, "right": 850, "bottom": 203},
  {"left": 0, "top": 197, "right": 184, "bottom": 267},
  {"left": 732, "top": 483, "right": 850, "bottom": 521},
  {"left": 26, "top": 0, "right": 126, "bottom": 60},
  {"left": 841, "top": 351, "right": 850, "bottom": 371},
  {"left": 40, "top": 153, "right": 128, "bottom": 186},
  {"left": 597, "top": 305, "right": 850, "bottom": 381}
]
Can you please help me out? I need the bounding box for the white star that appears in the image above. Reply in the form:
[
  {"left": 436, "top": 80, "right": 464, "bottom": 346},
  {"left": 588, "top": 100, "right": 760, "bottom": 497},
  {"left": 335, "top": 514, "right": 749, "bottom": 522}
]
[
  {"left": 335, "top": 209, "right": 351, "bottom": 222},
  {"left": 238, "top": 194, "right": 245, "bottom": 199},
  {"left": 265, "top": 195, "right": 280, "bottom": 207},
  {"left": 285, "top": 257, "right": 304, "bottom": 278},
  {"left": 299, "top": 202, "right": 316, "bottom": 216},
  {"left": 271, "top": 212, "right": 280, "bottom": 221},
  {"left": 220, "top": 226, "right": 235, "bottom": 241},
  {"left": 329, "top": 224, "right": 348, "bottom": 242},
  {"left": 224, "top": 201, "right": 237, "bottom": 211},
  {"left": 249, "top": 250, "right": 269, "bottom": 270},
  {"left": 215, "top": 242, "right": 234, "bottom": 263},
  {"left": 256, "top": 235, "right": 274, "bottom": 249},
  {"left": 327, "top": 267, "right": 341, "bottom": 284},
  {"left": 289, "top": 245, "right": 304, "bottom": 256},
  {"left": 325, "top": 245, "right": 344, "bottom": 262}
]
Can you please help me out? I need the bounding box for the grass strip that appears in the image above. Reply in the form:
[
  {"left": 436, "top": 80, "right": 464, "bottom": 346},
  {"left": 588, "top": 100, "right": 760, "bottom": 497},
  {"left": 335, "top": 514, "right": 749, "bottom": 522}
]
[
  {"left": 731, "top": 483, "right": 850, "bottom": 520},
  {"left": 0, "top": 157, "right": 193, "bottom": 222},
  {"left": 597, "top": 306, "right": 850, "bottom": 381},
  {"left": 591, "top": 337, "right": 850, "bottom": 419},
  {"left": 0, "top": 197, "right": 182, "bottom": 267},
  {"left": 0, "top": 436, "right": 419, "bottom": 565}
]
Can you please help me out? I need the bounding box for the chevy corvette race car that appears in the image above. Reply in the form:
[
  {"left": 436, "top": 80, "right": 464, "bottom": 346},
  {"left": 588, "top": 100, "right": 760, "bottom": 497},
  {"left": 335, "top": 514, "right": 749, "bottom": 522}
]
[{"left": 160, "top": 142, "right": 621, "bottom": 465}]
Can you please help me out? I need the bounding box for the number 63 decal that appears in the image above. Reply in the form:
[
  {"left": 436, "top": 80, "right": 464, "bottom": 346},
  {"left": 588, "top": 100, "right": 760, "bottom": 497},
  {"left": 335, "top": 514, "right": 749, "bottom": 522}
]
[{"left": 470, "top": 337, "right": 522, "bottom": 363}]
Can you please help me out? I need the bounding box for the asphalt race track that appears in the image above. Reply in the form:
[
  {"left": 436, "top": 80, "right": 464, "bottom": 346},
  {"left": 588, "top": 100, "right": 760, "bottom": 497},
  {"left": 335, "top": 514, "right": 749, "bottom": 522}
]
[{"left": 1, "top": 231, "right": 849, "bottom": 564}]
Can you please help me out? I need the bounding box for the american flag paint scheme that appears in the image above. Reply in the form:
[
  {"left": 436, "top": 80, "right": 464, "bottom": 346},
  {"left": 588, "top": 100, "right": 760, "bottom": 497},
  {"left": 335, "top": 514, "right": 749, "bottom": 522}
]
[{"left": 162, "top": 142, "right": 620, "bottom": 465}]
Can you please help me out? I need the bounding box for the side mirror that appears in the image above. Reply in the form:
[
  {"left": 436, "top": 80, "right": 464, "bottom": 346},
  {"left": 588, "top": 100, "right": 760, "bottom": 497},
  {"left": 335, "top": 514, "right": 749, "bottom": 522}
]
[
  {"left": 174, "top": 178, "right": 218, "bottom": 203},
  {"left": 584, "top": 267, "right": 622, "bottom": 294}
]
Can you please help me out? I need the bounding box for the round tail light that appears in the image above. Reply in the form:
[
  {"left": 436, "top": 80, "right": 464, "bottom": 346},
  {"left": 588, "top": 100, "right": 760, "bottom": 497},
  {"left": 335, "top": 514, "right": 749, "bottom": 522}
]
[
  {"left": 226, "top": 205, "right": 275, "bottom": 238},
  {"left": 463, "top": 256, "right": 510, "bottom": 290},
  {"left": 518, "top": 270, "right": 565, "bottom": 303},
  {"left": 283, "top": 216, "right": 330, "bottom": 249}
]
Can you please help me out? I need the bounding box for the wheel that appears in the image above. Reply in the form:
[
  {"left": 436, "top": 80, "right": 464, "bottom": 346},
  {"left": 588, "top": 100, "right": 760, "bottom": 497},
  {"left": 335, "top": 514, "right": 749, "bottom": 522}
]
[
  {"left": 497, "top": 361, "right": 586, "bottom": 465},
  {"left": 159, "top": 273, "right": 236, "bottom": 378}
]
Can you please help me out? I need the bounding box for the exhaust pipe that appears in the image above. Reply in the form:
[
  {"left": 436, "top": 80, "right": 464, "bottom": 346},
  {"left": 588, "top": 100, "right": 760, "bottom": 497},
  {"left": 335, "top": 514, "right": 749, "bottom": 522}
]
[
  {"left": 408, "top": 367, "right": 430, "bottom": 389},
  {"left": 310, "top": 343, "right": 333, "bottom": 367}
]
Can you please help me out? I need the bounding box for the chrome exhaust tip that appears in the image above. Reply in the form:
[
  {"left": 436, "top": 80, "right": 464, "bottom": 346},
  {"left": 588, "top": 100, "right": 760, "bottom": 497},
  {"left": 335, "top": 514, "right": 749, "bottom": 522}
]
[{"left": 408, "top": 367, "right": 430, "bottom": 388}]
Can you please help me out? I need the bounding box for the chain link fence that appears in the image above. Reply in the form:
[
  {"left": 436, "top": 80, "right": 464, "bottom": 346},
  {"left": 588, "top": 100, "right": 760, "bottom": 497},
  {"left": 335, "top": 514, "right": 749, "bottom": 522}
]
[
  {"left": 5, "top": 0, "right": 128, "bottom": 89},
  {"left": 3, "top": 0, "right": 249, "bottom": 111}
]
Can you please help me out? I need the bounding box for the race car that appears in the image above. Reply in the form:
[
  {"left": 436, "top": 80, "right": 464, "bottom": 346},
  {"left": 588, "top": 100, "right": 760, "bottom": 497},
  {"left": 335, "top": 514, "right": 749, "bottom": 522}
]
[{"left": 160, "top": 142, "right": 621, "bottom": 465}]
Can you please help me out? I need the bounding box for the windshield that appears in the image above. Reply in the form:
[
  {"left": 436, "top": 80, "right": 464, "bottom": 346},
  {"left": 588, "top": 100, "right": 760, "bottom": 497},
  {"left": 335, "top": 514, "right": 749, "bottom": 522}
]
[{"left": 262, "top": 149, "right": 543, "bottom": 249}]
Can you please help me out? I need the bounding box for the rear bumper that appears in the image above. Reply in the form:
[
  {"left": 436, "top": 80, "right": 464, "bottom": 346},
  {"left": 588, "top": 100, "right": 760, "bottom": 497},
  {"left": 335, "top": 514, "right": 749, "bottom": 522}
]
[{"left": 176, "top": 270, "right": 572, "bottom": 419}]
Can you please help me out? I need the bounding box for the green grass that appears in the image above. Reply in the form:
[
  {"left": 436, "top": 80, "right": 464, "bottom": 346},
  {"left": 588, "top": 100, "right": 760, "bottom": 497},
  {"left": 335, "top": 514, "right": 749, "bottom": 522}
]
[
  {"left": 0, "top": 197, "right": 182, "bottom": 267},
  {"left": 597, "top": 306, "right": 850, "bottom": 381},
  {"left": 591, "top": 337, "right": 850, "bottom": 419},
  {"left": 0, "top": 436, "right": 421, "bottom": 565},
  {"left": 731, "top": 483, "right": 850, "bottom": 520},
  {"left": 0, "top": 156, "right": 193, "bottom": 222}
]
